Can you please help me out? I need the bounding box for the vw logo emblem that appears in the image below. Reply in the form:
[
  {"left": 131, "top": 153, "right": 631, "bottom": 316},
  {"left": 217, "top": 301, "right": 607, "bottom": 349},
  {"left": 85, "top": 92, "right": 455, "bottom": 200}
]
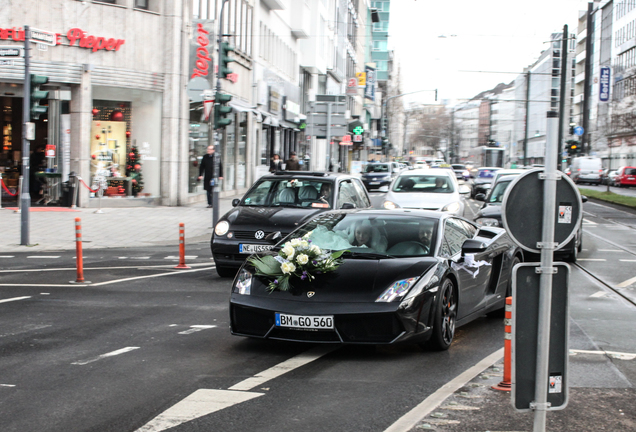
[
  {"left": 254, "top": 230, "right": 265, "bottom": 239},
  {"left": 307, "top": 291, "right": 315, "bottom": 298}
]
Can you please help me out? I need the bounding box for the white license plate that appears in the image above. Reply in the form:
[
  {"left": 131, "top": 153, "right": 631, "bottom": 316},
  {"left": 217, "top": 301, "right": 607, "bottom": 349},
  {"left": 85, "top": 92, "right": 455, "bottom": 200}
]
[
  {"left": 239, "top": 244, "right": 274, "bottom": 254},
  {"left": 629, "top": 177, "right": 635, "bottom": 180},
  {"left": 275, "top": 313, "right": 334, "bottom": 330},
  {"left": 370, "top": 181, "right": 380, "bottom": 185}
]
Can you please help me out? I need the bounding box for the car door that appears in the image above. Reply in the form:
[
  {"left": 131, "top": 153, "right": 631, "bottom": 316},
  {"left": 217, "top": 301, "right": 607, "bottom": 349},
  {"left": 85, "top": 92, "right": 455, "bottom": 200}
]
[
  {"left": 442, "top": 218, "right": 492, "bottom": 318},
  {"left": 351, "top": 178, "right": 372, "bottom": 208},
  {"left": 336, "top": 180, "right": 360, "bottom": 208}
]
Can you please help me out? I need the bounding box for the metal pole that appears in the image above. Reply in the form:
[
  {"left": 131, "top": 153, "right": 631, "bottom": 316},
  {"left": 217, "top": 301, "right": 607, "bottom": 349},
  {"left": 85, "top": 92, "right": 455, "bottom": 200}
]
[
  {"left": 326, "top": 102, "right": 332, "bottom": 171},
  {"left": 523, "top": 72, "right": 531, "bottom": 166},
  {"left": 582, "top": 2, "right": 594, "bottom": 155},
  {"left": 533, "top": 110, "right": 559, "bottom": 432},
  {"left": 558, "top": 25, "right": 568, "bottom": 171},
  {"left": 213, "top": 0, "right": 229, "bottom": 227},
  {"left": 21, "top": 25, "right": 31, "bottom": 245}
]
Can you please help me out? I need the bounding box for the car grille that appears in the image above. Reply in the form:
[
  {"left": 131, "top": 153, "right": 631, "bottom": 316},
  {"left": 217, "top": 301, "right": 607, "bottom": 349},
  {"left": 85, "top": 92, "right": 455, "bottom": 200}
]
[
  {"left": 232, "top": 230, "right": 290, "bottom": 240},
  {"left": 337, "top": 313, "right": 403, "bottom": 343},
  {"left": 231, "top": 305, "right": 272, "bottom": 337}
]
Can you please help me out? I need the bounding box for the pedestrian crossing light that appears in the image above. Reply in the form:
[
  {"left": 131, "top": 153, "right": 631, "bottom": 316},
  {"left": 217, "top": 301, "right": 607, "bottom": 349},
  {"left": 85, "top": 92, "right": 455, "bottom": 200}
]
[
  {"left": 219, "top": 42, "right": 236, "bottom": 79},
  {"left": 214, "top": 92, "right": 233, "bottom": 130},
  {"left": 30, "top": 74, "right": 49, "bottom": 120}
]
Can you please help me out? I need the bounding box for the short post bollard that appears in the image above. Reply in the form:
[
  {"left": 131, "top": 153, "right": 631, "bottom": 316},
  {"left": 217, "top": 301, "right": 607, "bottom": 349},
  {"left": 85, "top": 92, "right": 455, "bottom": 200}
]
[
  {"left": 175, "top": 222, "right": 191, "bottom": 269},
  {"left": 74, "top": 217, "right": 85, "bottom": 283},
  {"left": 492, "top": 296, "right": 512, "bottom": 391}
]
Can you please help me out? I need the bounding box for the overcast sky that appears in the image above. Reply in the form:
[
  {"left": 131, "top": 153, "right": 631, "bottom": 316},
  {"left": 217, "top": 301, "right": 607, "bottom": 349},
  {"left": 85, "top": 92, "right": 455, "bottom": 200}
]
[{"left": 388, "top": 0, "right": 592, "bottom": 105}]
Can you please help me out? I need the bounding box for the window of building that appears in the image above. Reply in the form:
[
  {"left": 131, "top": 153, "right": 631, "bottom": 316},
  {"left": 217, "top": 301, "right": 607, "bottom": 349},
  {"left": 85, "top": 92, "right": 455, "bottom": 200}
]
[
  {"left": 134, "top": 0, "right": 148, "bottom": 10},
  {"left": 373, "top": 40, "right": 387, "bottom": 51},
  {"left": 373, "top": 21, "right": 389, "bottom": 32},
  {"left": 376, "top": 60, "right": 388, "bottom": 71}
]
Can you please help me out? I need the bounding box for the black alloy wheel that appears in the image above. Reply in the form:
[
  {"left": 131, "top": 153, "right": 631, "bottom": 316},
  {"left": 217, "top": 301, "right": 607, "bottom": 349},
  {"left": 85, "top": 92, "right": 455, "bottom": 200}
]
[{"left": 428, "top": 278, "right": 457, "bottom": 351}]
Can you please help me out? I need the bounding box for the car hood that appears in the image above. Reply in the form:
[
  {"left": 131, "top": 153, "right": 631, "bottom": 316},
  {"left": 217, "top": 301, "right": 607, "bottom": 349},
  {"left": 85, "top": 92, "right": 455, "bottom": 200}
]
[
  {"left": 225, "top": 206, "right": 325, "bottom": 232},
  {"left": 386, "top": 191, "right": 458, "bottom": 210},
  {"left": 474, "top": 178, "right": 493, "bottom": 185},
  {"left": 247, "top": 257, "right": 439, "bottom": 303}
]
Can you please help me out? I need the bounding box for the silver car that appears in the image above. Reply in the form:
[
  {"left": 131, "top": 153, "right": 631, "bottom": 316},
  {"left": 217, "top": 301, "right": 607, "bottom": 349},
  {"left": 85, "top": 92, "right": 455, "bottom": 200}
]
[{"left": 382, "top": 169, "right": 470, "bottom": 216}]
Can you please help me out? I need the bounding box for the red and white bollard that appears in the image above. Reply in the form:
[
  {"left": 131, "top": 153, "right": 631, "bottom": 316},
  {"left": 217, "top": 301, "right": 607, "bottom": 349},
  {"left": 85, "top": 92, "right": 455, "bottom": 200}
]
[
  {"left": 175, "top": 222, "right": 190, "bottom": 269},
  {"left": 492, "top": 296, "right": 512, "bottom": 391},
  {"left": 74, "top": 217, "right": 85, "bottom": 283}
]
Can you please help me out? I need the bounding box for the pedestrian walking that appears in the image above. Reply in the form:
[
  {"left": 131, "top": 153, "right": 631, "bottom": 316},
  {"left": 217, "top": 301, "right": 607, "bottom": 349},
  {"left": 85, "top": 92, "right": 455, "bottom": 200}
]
[
  {"left": 198, "top": 145, "right": 223, "bottom": 208},
  {"left": 286, "top": 152, "right": 300, "bottom": 171},
  {"left": 270, "top": 154, "right": 283, "bottom": 173}
]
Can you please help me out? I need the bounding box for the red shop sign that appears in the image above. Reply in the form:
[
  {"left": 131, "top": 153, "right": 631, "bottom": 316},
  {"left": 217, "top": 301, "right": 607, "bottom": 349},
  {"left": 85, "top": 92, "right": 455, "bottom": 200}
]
[{"left": 191, "top": 23, "right": 211, "bottom": 79}]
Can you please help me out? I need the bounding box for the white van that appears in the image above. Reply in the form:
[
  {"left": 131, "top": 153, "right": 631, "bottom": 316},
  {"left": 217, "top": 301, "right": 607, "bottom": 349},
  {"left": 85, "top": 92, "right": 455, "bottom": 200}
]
[{"left": 570, "top": 156, "right": 603, "bottom": 185}]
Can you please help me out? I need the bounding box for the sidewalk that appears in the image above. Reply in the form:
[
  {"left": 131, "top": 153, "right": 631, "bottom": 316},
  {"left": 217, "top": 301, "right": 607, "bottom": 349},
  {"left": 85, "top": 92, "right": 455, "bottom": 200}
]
[{"left": 0, "top": 195, "right": 241, "bottom": 253}]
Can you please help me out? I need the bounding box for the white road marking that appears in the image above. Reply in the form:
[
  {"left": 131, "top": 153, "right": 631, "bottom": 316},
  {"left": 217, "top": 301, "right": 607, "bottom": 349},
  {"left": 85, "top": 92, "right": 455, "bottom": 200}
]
[
  {"left": 0, "top": 384, "right": 16, "bottom": 387},
  {"left": 582, "top": 218, "right": 597, "bottom": 225},
  {"left": 129, "top": 257, "right": 150, "bottom": 260},
  {"left": 135, "top": 389, "right": 263, "bottom": 432},
  {"left": 617, "top": 276, "right": 636, "bottom": 288},
  {"left": 570, "top": 349, "right": 636, "bottom": 361},
  {"left": 384, "top": 348, "right": 504, "bottom": 432},
  {"left": 577, "top": 258, "right": 606, "bottom": 262},
  {"left": 178, "top": 325, "right": 217, "bottom": 335},
  {"left": 620, "top": 259, "right": 636, "bottom": 263},
  {"left": 228, "top": 345, "right": 339, "bottom": 391},
  {"left": 27, "top": 256, "right": 60, "bottom": 259},
  {"left": 590, "top": 291, "right": 609, "bottom": 298},
  {"left": 164, "top": 256, "right": 198, "bottom": 260},
  {"left": 72, "top": 347, "right": 140, "bottom": 365},
  {"left": 0, "top": 262, "right": 213, "bottom": 273},
  {"left": 89, "top": 266, "right": 215, "bottom": 287},
  {"left": 598, "top": 249, "right": 622, "bottom": 252},
  {"left": 0, "top": 256, "right": 15, "bottom": 258},
  {"left": 0, "top": 296, "right": 31, "bottom": 304},
  {"left": 0, "top": 284, "right": 89, "bottom": 287}
]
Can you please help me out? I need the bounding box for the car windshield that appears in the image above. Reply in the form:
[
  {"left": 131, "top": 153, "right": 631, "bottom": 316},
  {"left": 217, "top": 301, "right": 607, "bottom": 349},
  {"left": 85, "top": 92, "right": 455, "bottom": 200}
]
[
  {"left": 291, "top": 213, "right": 438, "bottom": 257},
  {"left": 478, "top": 169, "right": 498, "bottom": 178},
  {"left": 365, "top": 164, "right": 389, "bottom": 173},
  {"left": 488, "top": 180, "right": 512, "bottom": 203},
  {"left": 452, "top": 164, "right": 465, "bottom": 170},
  {"left": 241, "top": 179, "right": 332, "bottom": 208},
  {"left": 391, "top": 174, "right": 455, "bottom": 193},
  {"left": 625, "top": 168, "right": 636, "bottom": 175}
]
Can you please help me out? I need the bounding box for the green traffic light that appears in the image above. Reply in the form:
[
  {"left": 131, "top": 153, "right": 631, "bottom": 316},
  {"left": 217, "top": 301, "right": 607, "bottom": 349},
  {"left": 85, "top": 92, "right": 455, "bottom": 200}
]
[
  {"left": 30, "top": 74, "right": 49, "bottom": 120},
  {"left": 219, "top": 42, "right": 236, "bottom": 79},
  {"left": 214, "top": 92, "right": 233, "bottom": 130}
]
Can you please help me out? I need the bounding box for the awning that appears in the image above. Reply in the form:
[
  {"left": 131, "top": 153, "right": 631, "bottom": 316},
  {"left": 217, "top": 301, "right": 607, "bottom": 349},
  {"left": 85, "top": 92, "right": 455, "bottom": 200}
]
[{"left": 229, "top": 99, "right": 256, "bottom": 113}]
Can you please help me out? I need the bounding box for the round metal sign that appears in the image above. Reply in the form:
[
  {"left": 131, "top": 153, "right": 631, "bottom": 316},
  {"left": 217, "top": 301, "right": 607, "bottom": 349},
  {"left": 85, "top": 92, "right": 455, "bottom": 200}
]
[{"left": 502, "top": 168, "right": 582, "bottom": 254}]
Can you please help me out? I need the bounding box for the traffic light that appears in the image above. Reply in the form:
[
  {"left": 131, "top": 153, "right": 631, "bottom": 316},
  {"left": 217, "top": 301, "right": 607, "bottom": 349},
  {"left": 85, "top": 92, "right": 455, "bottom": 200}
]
[
  {"left": 213, "top": 92, "right": 233, "bottom": 129},
  {"left": 568, "top": 143, "right": 578, "bottom": 156},
  {"left": 219, "top": 42, "right": 235, "bottom": 79},
  {"left": 30, "top": 74, "right": 49, "bottom": 120}
]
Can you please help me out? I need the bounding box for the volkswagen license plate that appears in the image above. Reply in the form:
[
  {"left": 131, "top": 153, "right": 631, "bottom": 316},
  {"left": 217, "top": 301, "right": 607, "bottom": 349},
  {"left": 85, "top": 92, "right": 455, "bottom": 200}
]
[
  {"left": 239, "top": 244, "right": 274, "bottom": 254},
  {"left": 275, "top": 313, "right": 334, "bottom": 330},
  {"left": 370, "top": 181, "right": 380, "bottom": 185}
]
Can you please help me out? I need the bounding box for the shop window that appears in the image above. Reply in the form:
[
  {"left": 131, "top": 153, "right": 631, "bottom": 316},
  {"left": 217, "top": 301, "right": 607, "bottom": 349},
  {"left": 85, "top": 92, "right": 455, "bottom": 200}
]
[
  {"left": 134, "top": 0, "right": 149, "bottom": 9},
  {"left": 189, "top": 101, "right": 209, "bottom": 194},
  {"left": 134, "top": 0, "right": 160, "bottom": 13}
]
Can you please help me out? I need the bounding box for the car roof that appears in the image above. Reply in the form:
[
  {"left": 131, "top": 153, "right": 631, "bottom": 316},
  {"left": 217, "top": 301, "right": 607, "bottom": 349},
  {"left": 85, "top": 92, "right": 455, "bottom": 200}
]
[
  {"left": 478, "top": 167, "right": 502, "bottom": 171},
  {"left": 260, "top": 171, "right": 355, "bottom": 181},
  {"left": 401, "top": 168, "right": 453, "bottom": 176}
]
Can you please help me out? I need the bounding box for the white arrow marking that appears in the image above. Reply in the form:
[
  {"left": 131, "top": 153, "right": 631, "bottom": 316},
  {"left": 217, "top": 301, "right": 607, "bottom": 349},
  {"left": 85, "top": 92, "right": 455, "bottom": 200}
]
[
  {"left": 72, "top": 347, "right": 140, "bottom": 365},
  {"left": 617, "top": 276, "right": 636, "bottom": 288},
  {"left": 0, "top": 296, "right": 31, "bottom": 304},
  {"left": 178, "top": 325, "right": 217, "bottom": 335},
  {"left": 570, "top": 349, "right": 636, "bottom": 360},
  {"left": 135, "top": 389, "right": 263, "bottom": 432}
]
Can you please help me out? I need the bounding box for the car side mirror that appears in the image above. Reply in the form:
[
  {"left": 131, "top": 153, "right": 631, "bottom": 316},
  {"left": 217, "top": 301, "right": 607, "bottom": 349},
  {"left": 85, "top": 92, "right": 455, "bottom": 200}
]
[
  {"left": 341, "top": 202, "right": 356, "bottom": 209},
  {"left": 459, "top": 185, "right": 471, "bottom": 195},
  {"left": 232, "top": 198, "right": 240, "bottom": 207},
  {"left": 265, "top": 231, "right": 282, "bottom": 243},
  {"left": 462, "top": 238, "right": 488, "bottom": 254},
  {"left": 581, "top": 195, "right": 588, "bottom": 203},
  {"left": 475, "top": 193, "right": 486, "bottom": 202},
  {"left": 378, "top": 185, "right": 389, "bottom": 192}
]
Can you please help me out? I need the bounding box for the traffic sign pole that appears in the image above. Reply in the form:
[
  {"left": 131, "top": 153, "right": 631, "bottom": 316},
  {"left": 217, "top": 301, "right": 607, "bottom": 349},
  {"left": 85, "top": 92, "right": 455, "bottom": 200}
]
[
  {"left": 21, "top": 25, "right": 31, "bottom": 246},
  {"left": 533, "top": 111, "right": 560, "bottom": 432}
]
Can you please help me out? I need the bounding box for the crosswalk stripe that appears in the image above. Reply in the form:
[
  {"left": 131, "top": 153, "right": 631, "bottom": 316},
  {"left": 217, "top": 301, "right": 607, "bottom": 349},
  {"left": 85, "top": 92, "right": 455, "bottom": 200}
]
[{"left": 27, "top": 256, "right": 60, "bottom": 259}]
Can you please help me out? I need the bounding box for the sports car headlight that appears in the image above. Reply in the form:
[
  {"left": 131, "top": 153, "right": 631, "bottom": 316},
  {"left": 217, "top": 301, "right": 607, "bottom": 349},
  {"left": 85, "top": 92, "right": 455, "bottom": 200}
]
[
  {"left": 399, "top": 265, "right": 440, "bottom": 309},
  {"left": 215, "top": 220, "right": 230, "bottom": 236},
  {"left": 441, "top": 201, "right": 460, "bottom": 213},
  {"left": 475, "top": 217, "right": 499, "bottom": 227},
  {"left": 233, "top": 269, "right": 252, "bottom": 295},
  {"left": 376, "top": 277, "right": 419, "bottom": 302},
  {"left": 383, "top": 200, "right": 400, "bottom": 210}
]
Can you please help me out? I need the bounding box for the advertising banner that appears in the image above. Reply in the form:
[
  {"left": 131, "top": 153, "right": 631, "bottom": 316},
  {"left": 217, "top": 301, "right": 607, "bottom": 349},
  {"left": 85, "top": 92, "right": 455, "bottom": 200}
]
[
  {"left": 599, "top": 66, "right": 611, "bottom": 103},
  {"left": 364, "top": 66, "right": 376, "bottom": 101}
]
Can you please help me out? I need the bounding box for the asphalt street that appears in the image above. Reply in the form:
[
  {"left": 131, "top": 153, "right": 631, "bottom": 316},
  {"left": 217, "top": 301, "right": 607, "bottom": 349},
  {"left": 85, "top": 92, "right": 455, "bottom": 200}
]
[{"left": 0, "top": 193, "right": 635, "bottom": 431}]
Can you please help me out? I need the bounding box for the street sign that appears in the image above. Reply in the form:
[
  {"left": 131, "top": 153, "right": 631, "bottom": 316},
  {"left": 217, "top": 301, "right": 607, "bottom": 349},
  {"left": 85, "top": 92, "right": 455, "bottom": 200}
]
[
  {"left": 29, "top": 28, "right": 57, "bottom": 46},
  {"left": 512, "top": 262, "right": 570, "bottom": 412},
  {"left": 353, "top": 134, "right": 363, "bottom": 142},
  {"left": 339, "top": 135, "right": 352, "bottom": 146},
  {"left": 502, "top": 168, "right": 582, "bottom": 254},
  {"left": 599, "top": 66, "right": 611, "bottom": 102},
  {"left": 356, "top": 72, "right": 366, "bottom": 86},
  {"left": 0, "top": 60, "right": 14, "bottom": 66},
  {"left": 346, "top": 78, "right": 358, "bottom": 96},
  {"left": 364, "top": 65, "right": 376, "bottom": 101},
  {"left": 573, "top": 126, "right": 584, "bottom": 136},
  {"left": 315, "top": 94, "right": 346, "bottom": 102},
  {"left": 0, "top": 46, "right": 24, "bottom": 57}
]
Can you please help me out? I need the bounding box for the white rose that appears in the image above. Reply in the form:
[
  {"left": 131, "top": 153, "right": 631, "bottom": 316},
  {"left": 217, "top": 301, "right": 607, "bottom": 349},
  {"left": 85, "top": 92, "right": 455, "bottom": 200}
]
[
  {"left": 282, "top": 245, "right": 295, "bottom": 259},
  {"left": 300, "top": 240, "right": 309, "bottom": 248},
  {"left": 290, "top": 238, "right": 302, "bottom": 247},
  {"left": 296, "top": 254, "right": 309, "bottom": 265},
  {"left": 310, "top": 245, "right": 321, "bottom": 254},
  {"left": 303, "top": 231, "right": 313, "bottom": 239},
  {"left": 281, "top": 261, "right": 296, "bottom": 274}
]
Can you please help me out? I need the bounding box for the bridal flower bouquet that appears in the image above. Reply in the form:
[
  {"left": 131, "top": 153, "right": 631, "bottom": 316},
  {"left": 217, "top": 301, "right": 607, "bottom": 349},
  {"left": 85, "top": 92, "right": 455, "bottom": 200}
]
[{"left": 247, "top": 232, "right": 346, "bottom": 292}]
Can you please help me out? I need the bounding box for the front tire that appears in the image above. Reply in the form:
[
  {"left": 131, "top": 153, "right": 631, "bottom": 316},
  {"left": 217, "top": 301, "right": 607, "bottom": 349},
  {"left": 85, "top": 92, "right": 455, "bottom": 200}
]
[{"left": 427, "top": 278, "right": 457, "bottom": 351}]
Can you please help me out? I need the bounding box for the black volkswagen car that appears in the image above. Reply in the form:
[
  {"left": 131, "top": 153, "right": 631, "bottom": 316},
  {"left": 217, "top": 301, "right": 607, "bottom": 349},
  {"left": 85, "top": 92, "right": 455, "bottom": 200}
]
[
  {"left": 470, "top": 167, "right": 501, "bottom": 198},
  {"left": 212, "top": 172, "right": 372, "bottom": 277}
]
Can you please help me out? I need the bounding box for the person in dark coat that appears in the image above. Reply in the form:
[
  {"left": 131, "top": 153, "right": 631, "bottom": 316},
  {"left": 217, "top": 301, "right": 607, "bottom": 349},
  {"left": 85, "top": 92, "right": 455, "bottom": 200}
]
[
  {"left": 269, "top": 154, "right": 283, "bottom": 173},
  {"left": 285, "top": 152, "right": 300, "bottom": 171},
  {"left": 198, "top": 145, "right": 223, "bottom": 207}
]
